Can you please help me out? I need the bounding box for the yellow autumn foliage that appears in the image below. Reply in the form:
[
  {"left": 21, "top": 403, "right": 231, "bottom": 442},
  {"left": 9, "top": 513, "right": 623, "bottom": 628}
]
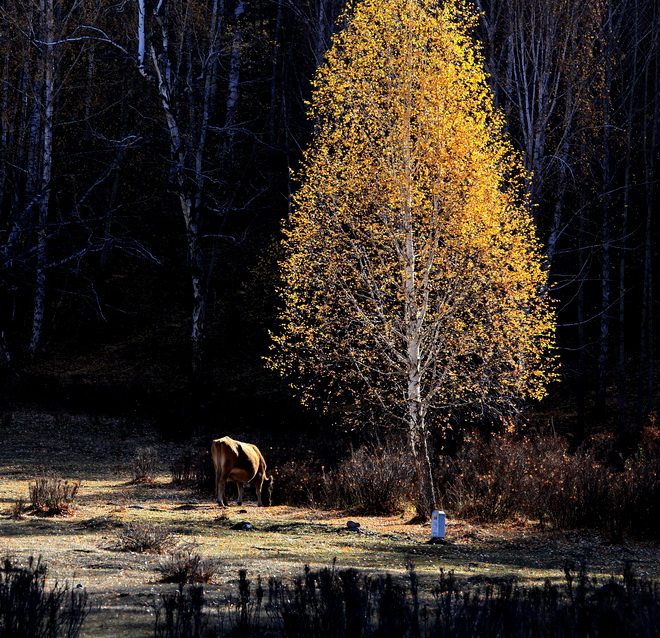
[{"left": 269, "top": 0, "right": 557, "bottom": 429}]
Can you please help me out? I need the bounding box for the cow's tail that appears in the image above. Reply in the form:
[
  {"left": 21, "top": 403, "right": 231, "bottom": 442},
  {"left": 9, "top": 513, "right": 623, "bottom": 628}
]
[{"left": 260, "top": 455, "right": 273, "bottom": 483}]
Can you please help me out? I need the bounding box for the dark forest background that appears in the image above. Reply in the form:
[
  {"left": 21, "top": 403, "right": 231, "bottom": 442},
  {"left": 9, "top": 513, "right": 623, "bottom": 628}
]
[{"left": 0, "top": 0, "right": 658, "bottom": 448}]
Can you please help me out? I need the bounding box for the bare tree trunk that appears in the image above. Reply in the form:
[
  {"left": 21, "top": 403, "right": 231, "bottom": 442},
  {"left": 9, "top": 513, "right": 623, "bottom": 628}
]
[
  {"left": 639, "top": 49, "right": 657, "bottom": 421},
  {"left": 199, "top": 0, "right": 224, "bottom": 296},
  {"left": 639, "top": 190, "right": 654, "bottom": 421},
  {"left": 182, "top": 196, "right": 208, "bottom": 377},
  {"left": 150, "top": 35, "right": 208, "bottom": 376},
  {"left": 142, "top": 0, "right": 227, "bottom": 378},
  {"left": 0, "top": 53, "right": 9, "bottom": 367},
  {"left": 0, "top": 54, "right": 9, "bottom": 204},
  {"left": 268, "top": 0, "right": 283, "bottom": 147},
  {"left": 0, "top": 332, "right": 10, "bottom": 369},
  {"left": 407, "top": 411, "right": 436, "bottom": 521},
  {"left": 404, "top": 283, "right": 435, "bottom": 519},
  {"left": 401, "top": 38, "right": 436, "bottom": 520},
  {"left": 597, "top": 30, "right": 613, "bottom": 413},
  {"left": 545, "top": 106, "right": 571, "bottom": 274},
  {"left": 576, "top": 164, "right": 588, "bottom": 439},
  {"left": 618, "top": 0, "right": 637, "bottom": 422},
  {"left": 403, "top": 240, "right": 436, "bottom": 519},
  {"left": 136, "top": 0, "right": 146, "bottom": 72},
  {"left": 617, "top": 123, "right": 631, "bottom": 422},
  {"left": 223, "top": 0, "right": 244, "bottom": 163},
  {"left": 29, "top": 0, "right": 55, "bottom": 358}
]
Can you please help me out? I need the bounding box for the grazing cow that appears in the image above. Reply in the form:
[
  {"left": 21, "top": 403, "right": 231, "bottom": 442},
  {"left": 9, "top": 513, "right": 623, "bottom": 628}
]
[{"left": 211, "top": 436, "right": 272, "bottom": 507}]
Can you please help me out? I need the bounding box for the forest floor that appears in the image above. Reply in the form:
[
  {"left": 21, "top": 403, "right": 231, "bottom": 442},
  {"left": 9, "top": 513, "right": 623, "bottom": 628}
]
[{"left": 1, "top": 407, "right": 658, "bottom": 637}]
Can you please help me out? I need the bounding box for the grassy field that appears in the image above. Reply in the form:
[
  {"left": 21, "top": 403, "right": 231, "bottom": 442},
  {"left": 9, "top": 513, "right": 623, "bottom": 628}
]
[{"left": 1, "top": 408, "right": 658, "bottom": 637}]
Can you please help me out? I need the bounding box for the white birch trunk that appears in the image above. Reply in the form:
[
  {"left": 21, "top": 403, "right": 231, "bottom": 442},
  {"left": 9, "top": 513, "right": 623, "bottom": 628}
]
[
  {"left": 136, "top": 0, "right": 146, "bottom": 72},
  {"left": 29, "top": 0, "right": 55, "bottom": 357},
  {"left": 149, "top": 37, "right": 208, "bottom": 374},
  {"left": 146, "top": 0, "right": 228, "bottom": 378},
  {"left": 401, "top": 37, "right": 435, "bottom": 519},
  {"left": 223, "top": 0, "right": 244, "bottom": 163}
]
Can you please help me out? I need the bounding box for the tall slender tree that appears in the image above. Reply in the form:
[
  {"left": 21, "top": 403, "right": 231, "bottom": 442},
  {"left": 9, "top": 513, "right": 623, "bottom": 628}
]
[
  {"left": 0, "top": 0, "right": 135, "bottom": 359},
  {"left": 474, "top": 0, "right": 602, "bottom": 271},
  {"left": 270, "top": 0, "right": 556, "bottom": 518},
  {"left": 134, "top": 0, "right": 228, "bottom": 376}
]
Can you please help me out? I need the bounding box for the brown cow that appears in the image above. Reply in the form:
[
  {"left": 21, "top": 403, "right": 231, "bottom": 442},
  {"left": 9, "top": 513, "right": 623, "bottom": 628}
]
[{"left": 211, "top": 436, "right": 272, "bottom": 507}]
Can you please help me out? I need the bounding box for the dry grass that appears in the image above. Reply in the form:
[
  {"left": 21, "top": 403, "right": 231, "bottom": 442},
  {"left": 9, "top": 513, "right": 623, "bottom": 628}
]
[{"left": 0, "top": 409, "right": 658, "bottom": 637}]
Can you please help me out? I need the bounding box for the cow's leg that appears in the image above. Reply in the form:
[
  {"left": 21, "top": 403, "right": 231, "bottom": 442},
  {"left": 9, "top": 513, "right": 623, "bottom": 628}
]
[
  {"left": 254, "top": 476, "right": 264, "bottom": 507},
  {"left": 236, "top": 482, "right": 245, "bottom": 506},
  {"left": 216, "top": 473, "right": 227, "bottom": 507}
]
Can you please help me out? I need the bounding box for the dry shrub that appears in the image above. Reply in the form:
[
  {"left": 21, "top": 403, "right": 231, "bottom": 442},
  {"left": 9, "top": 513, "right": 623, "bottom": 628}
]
[
  {"left": 271, "top": 460, "right": 324, "bottom": 507},
  {"left": 171, "top": 449, "right": 214, "bottom": 493},
  {"left": 158, "top": 548, "right": 220, "bottom": 584},
  {"left": 170, "top": 448, "right": 198, "bottom": 483},
  {"left": 522, "top": 435, "right": 611, "bottom": 529},
  {"left": 224, "top": 569, "right": 265, "bottom": 635},
  {"left": 131, "top": 447, "right": 159, "bottom": 483},
  {"left": 113, "top": 522, "right": 177, "bottom": 554},
  {"left": 438, "top": 431, "right": 660, "bottom": 539},
  {"left": 437, "top": 433, "right": 605, "bottom": 525},
  {"left": 320, "top": 444, "right": 415, "bottom": 515},
  {"left": 615, "top": 449, "right": 660, "bottom": 540},
  {"left": 29, "top": 476, "right": 80, "bottom": 516},
  {"left": 154, "top": 585, "right": 208, "bottom": 638},
  {"left": 154, "top": 563, "right": 660, "bottom": 638},
  {"left": 519, "top": 434, "right": 660, "bottom": 538},
  {"left": 640, "top": 422, "right": 660, "bottom": 456},
  {"left": 0, "top": 555, "right": 90, "bottom": 638},
  {"left": 436, "top": 434, "right": 529, "bottom": 522},
  {"left": 270, "top": 562, "right": 660, "bottom": 638},
  {"left": 9, "top": 498, "right": 27, "bottom": 520}
]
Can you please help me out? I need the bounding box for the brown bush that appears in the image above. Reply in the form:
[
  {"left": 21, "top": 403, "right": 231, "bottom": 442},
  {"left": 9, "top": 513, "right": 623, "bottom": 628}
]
[
  {"left": 0, "top": 555, "right": 91, "bottom": 637},
  {"left": 157, "top": 548, "right": 220, "bottom": 584},
  {"left": 271, "top": 460, "right": 324, "bottom": 507},
  {"left": 170, "top": 449, "right": 214, "bottom": 493},
  {"left": 617, "top": 449, "right": 660, "bottom": 540},
  {"left": 9, "top": 498, "right": 27, "bottom": 520},
  {"left": 522, "top": 435, "right": 611, "bottom": 530},
  {"left": 29, "top": 476, "right": 80, "bottom": 516},
  {"left": 319, "top": 444, "right": 415, "bottom": 515},
  {"left": 436, "top": 430, "right": 660, "bottom": 539},
  {"left": 131, "top": 447, "right": 159, "bottom": 483},
  {"left": 437, "top": 433, "right": 536, "bottom": 521},
  {"left": 112, "top": 522, "right": 177, "bottom": 554}
]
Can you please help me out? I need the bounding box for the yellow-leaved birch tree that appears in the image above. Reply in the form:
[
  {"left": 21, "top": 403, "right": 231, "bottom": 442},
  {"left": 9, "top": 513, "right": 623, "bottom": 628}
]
[{"left": 269, "top": 0, "right": 556, "bottom": 518}]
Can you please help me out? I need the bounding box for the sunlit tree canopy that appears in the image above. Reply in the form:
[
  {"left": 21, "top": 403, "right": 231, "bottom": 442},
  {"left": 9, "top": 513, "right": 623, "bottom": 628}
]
[{"left": 270, "top": 0, "right": 556, "bottom": 441}]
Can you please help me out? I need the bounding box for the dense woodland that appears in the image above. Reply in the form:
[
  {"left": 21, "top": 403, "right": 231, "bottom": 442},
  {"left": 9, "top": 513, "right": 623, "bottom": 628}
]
[{"left": 0, "top": 0, "right": 658, "bottom": 445}]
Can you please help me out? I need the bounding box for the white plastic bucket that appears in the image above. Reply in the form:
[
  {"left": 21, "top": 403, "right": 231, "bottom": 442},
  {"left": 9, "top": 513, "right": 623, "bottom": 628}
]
[{"left": 431, "top": 510, "right": 446, "bottom": 538}]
